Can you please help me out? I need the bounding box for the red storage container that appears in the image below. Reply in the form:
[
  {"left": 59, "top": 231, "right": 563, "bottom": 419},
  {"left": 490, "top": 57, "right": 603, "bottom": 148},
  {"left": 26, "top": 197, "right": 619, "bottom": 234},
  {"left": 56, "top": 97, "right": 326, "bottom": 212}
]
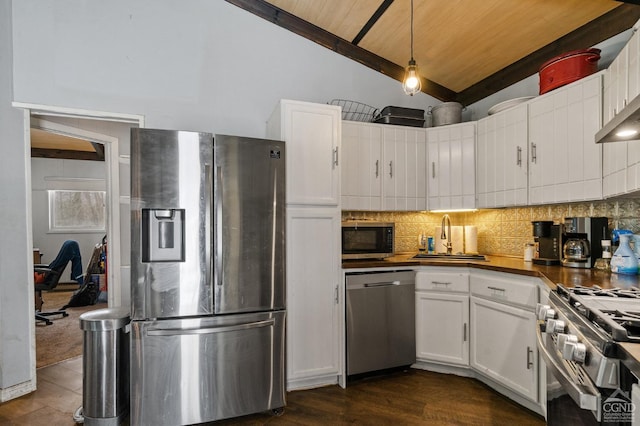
[{"left": 538, "top": 48, "right": 600, "bottom": 95}]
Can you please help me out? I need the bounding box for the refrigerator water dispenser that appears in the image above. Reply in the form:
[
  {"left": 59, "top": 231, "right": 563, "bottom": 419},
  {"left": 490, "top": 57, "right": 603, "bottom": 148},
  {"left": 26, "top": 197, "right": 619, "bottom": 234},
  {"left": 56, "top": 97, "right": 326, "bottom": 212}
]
[{"left": 142, "top": 208, "right": 185, "bottom": 262}]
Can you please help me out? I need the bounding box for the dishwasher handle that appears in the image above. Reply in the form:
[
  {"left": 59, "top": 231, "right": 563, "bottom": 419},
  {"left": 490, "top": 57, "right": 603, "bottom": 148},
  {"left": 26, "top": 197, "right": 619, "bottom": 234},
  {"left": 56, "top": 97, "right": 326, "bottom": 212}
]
[{"left": 364, "top": 280, "right": 400, "bottom": 288}]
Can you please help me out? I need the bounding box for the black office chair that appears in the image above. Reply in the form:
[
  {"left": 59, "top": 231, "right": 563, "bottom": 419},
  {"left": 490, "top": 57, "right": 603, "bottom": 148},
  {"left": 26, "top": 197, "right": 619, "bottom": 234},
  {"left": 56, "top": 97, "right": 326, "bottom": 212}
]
[{"left": 34, "top": 263, "right": 69, "bottom": 325}]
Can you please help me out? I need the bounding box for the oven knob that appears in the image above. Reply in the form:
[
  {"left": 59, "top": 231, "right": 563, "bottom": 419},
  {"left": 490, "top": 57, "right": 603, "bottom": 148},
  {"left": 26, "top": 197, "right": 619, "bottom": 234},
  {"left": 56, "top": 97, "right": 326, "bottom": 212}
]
[
  {"left": 562, "top": 342, "right": 587, "bottom": 364},
  {"left": 545, "top": 319, "right": 566, "bottom": 334},
  {"left": 536, "top": 304, "right": 551, "bottom": 319},
  {"left": 537, "top": 306, "right": 556, "bottom": 321},
  {"left": 556, "top": 333, "right": 578, "bottom": 350}
]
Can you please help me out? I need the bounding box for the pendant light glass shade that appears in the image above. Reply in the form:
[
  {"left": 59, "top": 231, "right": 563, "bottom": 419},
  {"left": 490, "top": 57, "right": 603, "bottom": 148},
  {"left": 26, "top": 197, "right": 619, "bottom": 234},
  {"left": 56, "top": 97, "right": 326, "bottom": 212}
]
[
  {"left": 403, "top": 59, "right": 421, "bottom": 95},
  {"left": 403, "top": 0, "right": 421, "bottom": 96}
]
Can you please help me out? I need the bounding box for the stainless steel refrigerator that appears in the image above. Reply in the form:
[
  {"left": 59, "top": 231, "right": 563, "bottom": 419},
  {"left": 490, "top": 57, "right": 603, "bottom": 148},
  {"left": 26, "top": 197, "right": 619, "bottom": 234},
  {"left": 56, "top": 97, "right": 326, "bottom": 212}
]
[{"left": 129, "top": 129, "right": 286, "bottom": 426}]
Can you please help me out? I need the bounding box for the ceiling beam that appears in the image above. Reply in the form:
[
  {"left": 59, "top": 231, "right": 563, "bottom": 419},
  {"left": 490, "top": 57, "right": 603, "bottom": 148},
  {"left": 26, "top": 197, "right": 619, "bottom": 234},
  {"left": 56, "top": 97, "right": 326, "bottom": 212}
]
[
  {"left": 457, "top": 3, "right": 640, "bottom": 106},
  {"left": 352, "top": 0, "right": 394, "bottom": 46},
  {"left": 90, "top": 142, "right": 105, "bottom": 161},
  {"left": 31, "top": 148, "right": 104, "bottom": 161},
  {"left": 225, "top": 0, "right": 457, "bottom": 101}
]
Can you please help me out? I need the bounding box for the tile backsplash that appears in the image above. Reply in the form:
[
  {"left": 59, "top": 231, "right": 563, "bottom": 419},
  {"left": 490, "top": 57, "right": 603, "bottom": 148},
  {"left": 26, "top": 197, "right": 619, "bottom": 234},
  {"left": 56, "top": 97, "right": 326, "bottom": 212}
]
[{"left": 343, "top": 199, "right": 640, "bottom": 257}]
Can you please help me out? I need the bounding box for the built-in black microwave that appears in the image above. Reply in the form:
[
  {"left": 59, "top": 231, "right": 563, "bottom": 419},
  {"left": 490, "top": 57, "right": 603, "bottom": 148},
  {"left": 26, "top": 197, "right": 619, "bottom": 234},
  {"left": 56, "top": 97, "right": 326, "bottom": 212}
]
[{"left": 341, "top": 221, "right": 394, "bottom": 260}]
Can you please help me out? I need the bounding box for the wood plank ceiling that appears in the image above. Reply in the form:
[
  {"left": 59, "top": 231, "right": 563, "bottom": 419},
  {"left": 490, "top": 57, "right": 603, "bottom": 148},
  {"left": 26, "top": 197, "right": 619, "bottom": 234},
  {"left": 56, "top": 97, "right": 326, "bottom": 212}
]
[
  {"left": 227, "top": 0, "right": 640, "bottom": 105},
  {"left": 31, "top": 129, "right": 104, "bottom": 161}
]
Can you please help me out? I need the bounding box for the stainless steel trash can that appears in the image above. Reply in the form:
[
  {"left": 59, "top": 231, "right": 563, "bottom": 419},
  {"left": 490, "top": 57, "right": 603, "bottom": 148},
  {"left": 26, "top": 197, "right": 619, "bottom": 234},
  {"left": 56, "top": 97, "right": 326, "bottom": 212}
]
[{"left": 79, "top": 308, "right": 130, "bottom": 426}]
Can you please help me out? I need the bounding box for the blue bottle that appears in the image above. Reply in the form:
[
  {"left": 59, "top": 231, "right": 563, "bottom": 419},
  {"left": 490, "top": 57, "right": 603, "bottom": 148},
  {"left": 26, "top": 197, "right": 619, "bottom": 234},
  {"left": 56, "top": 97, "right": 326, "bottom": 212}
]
[{"left": 610, "top": 234, "right": 639, "bottom": 275}]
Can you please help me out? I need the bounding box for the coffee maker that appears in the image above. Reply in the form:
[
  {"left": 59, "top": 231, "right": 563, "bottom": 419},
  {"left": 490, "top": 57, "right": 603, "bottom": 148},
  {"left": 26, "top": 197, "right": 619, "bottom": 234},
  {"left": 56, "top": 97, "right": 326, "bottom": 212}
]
[
  {"left": 531, "top": 221, "right": 562, "bottom": 265},
  {"left": 561, "top": 217, "right": 609, "bottom": 269}
]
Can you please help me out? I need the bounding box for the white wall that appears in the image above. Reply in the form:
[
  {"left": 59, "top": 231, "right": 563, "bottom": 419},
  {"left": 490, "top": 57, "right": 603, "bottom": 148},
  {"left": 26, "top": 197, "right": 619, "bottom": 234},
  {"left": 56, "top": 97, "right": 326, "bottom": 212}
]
[
  {"left": 11, "top": 0, "right": 440, "bottom": 137},
  {"left": 0, "top": 0, "right": 34, "bottom": 398},
  {"left": 31, "top": 157, "right": 106, "bottom": 274}
]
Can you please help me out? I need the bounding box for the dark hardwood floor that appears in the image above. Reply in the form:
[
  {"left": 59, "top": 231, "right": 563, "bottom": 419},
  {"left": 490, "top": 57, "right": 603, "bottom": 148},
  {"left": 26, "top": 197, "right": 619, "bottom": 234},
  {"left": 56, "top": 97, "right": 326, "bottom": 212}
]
[
  {"left": 215, "top": 369, "right": 545, "bottom": 425},
  {"left": 0, "top": 360, "right": 545, "bottom": 425}
]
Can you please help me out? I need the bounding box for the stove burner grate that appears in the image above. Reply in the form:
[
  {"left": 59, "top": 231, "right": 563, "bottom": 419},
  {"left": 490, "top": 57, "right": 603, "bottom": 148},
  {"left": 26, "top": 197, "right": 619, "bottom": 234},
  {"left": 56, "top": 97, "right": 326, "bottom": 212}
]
[
  {"left": 556, "top": 284, "right": 640, "bottom": 343},
  {"left": 560, "top": 284, "right": 640, "bottom": 298}
]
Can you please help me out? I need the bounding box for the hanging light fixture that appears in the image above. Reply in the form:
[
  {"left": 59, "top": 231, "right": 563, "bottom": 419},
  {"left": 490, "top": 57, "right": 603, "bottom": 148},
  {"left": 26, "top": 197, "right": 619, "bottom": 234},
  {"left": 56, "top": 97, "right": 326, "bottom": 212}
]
[{"left": 402, "top": 0, "right": 421, "bottom": 96}]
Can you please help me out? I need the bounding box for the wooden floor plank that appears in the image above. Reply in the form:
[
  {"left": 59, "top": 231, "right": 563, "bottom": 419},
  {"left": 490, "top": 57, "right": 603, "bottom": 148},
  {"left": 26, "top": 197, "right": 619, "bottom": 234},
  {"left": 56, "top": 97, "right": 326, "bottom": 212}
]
[
  {"left": 216, "top": 369, "right": 545, "bottom": 425},
  {"left": 0, "top": 364, "right": 545, "bottom": 425}
]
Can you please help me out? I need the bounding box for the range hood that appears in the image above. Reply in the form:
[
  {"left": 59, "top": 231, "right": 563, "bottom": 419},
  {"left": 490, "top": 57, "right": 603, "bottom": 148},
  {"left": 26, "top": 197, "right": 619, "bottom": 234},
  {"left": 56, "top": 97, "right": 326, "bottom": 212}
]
[{"left": 596, "top": 94, "right": 640, "bottom": 143}]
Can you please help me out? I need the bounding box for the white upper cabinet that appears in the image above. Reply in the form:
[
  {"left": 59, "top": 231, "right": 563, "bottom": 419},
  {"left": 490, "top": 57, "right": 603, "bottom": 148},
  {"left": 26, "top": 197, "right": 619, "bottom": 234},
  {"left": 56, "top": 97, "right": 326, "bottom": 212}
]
[
  {"left": 427, "top": 122, "right": 476, "bottom": 211},
  {"left": 381, "top": 125, "right": 427, "bottom": 211},
  {"left": 528, "top": 73, "right": 603, "bottom": 205},
  {"left": 603, "top": 29, "right": 640, "bottom": 122},
  {"left": 267, "top": 100, "right": 341, "bottom": 206},
  {"left": 341, "top": 121, "right": 383, "bottom": 211},
  {"left": 476, "top": 103, "right": 528, "bottom": 208},
  {"left": 341, "top": 121, "right": 427, "bottom": 211},
  {"left": 602, "top": 27, "right": 640, "bottom": 197}
]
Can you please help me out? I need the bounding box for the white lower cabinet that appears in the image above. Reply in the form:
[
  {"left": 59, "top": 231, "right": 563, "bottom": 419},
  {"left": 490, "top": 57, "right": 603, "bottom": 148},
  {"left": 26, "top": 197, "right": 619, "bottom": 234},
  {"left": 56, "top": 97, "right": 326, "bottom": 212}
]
[
  {"left": 416, "top": 292, "right": 469, "bottom": 366},
  {"left": 470, "top": 296, "right": 538, "bottom": 402},
  {"left": 415, "top": 269, "right": 470, "bottom": 366},
  {"left": 413, "top": 268, "right": 542, "bottom": 414}
]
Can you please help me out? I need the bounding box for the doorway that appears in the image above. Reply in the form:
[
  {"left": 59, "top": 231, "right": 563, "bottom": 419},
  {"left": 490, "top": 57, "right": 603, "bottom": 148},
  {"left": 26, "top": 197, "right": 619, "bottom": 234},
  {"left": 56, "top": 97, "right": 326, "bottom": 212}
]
[
  {"left": 18, "top": 103, "right": 143, "bottom": 369},
  {"left": 20, "top": 105, "right": 144, "bottom": 308}
]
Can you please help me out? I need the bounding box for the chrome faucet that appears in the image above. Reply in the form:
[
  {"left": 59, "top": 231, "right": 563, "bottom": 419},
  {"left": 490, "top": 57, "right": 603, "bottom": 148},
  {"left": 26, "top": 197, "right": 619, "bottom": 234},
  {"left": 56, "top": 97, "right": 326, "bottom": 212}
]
[{"left": 441, "top": 214, "right": 452, "bottom": 255}]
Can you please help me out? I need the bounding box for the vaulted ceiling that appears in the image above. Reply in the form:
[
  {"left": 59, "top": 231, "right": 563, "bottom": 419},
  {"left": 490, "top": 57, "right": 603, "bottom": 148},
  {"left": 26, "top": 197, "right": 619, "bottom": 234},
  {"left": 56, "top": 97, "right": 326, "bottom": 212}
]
[
  {"left": 33, "top": 1, "right": 640, "bottom": 159},
  {"left": 227, "top": 0, "right": 640, "bottom": 105}
]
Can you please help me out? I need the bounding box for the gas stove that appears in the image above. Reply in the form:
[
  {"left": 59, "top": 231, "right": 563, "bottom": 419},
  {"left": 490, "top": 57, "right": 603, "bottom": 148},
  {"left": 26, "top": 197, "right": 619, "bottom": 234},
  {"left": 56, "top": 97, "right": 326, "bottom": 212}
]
[{"left": 538, "top": 283, "right": 640, "bottom": 425}]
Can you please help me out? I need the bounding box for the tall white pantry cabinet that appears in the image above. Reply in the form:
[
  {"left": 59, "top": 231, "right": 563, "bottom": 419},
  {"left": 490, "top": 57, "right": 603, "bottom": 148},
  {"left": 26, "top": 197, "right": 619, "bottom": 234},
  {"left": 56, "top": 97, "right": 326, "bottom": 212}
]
[{"left": 267, "top": 99, "right": 343, "bottom": 391}]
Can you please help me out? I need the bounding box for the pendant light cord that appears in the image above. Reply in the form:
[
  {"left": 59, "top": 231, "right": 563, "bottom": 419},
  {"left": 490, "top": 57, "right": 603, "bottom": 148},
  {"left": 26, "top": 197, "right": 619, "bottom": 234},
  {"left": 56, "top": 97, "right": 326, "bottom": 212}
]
[{"left": 410, "top": 0, "right": 414, "bottom": 61}]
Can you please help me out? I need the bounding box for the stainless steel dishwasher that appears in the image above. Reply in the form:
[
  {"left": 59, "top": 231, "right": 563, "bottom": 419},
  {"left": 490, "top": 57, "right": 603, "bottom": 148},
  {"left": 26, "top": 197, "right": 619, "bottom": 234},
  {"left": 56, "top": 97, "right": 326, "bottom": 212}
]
[{"left": 346, "top": 270, "right": 416, "bottom": 376}]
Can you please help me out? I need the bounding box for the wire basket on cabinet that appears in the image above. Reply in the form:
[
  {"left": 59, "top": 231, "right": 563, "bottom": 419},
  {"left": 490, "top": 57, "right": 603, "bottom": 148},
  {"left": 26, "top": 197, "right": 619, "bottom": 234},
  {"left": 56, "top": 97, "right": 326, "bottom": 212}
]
[{"left": 328, "top": 99, "right": 379, "bottom": 122}]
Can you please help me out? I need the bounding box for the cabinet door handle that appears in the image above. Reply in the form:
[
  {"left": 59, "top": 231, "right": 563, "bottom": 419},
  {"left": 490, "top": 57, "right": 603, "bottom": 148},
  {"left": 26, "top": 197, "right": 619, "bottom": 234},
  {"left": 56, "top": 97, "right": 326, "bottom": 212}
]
[
  {"left": 463, "top": 323, "right": 467, "bottom": 342},
  {"left": 375, "top": 160, "right": 379, "bottom": 178},
  {"left": 333, "top": 147, "right": 339, "bottom": 168},
  {"left": 517, "top": 146, "right": 522, "bottom": 166},
  {"left": 487, "top": 286, "right": 506, "bottom": 293},
  {"left": 531, "top": 143, "right": 537, "bottom": 164},
  {"left": 526, "top": 346, "right": 534, "bottom": 370},
  {"left": 432, "top": 162, "right": 436, "bottom": 179},
  {"left": 431, "top": 281, "right": 451, "bottom": 287},
  {"left": 389, "top": 161, "right": 393, "bottom": 178},
  {"left": 334, "top": 284, "right": 339, "bottom": 304}
]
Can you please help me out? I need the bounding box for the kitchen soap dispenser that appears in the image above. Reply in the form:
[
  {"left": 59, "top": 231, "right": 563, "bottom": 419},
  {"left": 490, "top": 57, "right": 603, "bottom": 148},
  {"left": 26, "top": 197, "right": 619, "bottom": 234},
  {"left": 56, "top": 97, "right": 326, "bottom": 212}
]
[{"left": 610, "top": 234, "right": 639, "bottom": 275}]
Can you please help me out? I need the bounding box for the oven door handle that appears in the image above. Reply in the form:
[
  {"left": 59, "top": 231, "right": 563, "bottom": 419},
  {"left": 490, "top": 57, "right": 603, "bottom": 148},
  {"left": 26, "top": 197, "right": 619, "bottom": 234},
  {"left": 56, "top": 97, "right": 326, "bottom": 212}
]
[{"left": 536, "top": 323, "right": 602, "bottom": 420}]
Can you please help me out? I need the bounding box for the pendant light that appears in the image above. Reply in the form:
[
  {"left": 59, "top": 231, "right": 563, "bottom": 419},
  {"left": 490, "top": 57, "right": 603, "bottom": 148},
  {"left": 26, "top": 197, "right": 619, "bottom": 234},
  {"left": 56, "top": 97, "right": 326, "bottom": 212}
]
[{"left": 402, "top": 0, "right": 421, "bottom": 96}]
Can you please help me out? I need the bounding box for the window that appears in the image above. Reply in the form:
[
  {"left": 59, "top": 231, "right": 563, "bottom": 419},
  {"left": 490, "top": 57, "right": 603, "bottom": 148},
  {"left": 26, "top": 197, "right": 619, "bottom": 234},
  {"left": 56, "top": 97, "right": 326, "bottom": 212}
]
[{"left": 48, "top": 190, "right": 106, "bottom": 233}]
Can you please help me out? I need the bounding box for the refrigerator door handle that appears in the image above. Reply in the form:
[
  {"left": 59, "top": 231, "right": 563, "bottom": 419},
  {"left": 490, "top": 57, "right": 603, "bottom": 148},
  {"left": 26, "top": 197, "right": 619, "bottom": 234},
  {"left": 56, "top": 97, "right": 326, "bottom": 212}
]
[
  {"left": 146, "top": 318, "right": 276, "bottom": 336},
  {"left": 205, "top": 164, "right": 213, "bottom": 287},
  {"left": 215, "top": 166, "right": 223, "bottom": 287}
]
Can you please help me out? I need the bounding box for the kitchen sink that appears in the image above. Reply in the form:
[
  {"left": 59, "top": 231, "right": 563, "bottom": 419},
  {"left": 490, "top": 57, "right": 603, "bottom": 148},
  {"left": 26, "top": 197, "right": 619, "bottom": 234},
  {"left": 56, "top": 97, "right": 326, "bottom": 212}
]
[{"left": 412, "top": 253, "right": 487, "bottom": 261}]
